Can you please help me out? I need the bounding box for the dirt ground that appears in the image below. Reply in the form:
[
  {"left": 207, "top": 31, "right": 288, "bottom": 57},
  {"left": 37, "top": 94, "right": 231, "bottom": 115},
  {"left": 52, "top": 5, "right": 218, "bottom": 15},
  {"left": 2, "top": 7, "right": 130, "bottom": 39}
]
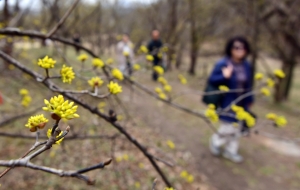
[{"left": 120, "top": 68, "right": 300, "bottom": 190}]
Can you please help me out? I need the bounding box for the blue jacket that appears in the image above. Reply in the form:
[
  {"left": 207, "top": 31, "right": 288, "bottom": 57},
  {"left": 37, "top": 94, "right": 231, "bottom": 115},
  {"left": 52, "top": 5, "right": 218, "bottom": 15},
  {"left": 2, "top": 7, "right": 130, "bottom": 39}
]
[{"left": 208, "top": 57, "right": 254, "bottom": 122}]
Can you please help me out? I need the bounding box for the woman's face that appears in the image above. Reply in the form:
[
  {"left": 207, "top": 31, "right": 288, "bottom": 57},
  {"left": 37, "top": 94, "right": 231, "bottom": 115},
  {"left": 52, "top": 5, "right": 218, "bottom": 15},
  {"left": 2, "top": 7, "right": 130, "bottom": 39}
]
[{"left": 231, "top": 41, "right": 246, "bottom": 61}]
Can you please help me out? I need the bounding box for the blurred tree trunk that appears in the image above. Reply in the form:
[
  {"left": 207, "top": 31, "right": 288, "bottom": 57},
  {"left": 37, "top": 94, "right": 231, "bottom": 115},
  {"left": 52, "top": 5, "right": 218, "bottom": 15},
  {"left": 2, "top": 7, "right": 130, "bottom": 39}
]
[
  {"left": 188, "top": 0, "right": 199, "bottom": 75},
  {"left": 175, "top": 42, "right": 184, "bottom": 69},
  {"left": 165, "top": 0, "right": 178, "bottom": 71}
]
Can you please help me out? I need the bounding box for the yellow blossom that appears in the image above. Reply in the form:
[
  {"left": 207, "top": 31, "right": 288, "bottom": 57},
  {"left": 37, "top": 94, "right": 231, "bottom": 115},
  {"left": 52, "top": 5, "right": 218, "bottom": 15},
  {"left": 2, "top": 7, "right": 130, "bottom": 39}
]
[
  {"left": 43, "top": 95, "right": 80, "bottom": 120},
  {"left": 158, "top": 77, "right": 168, "bottom": 85},
  {"left": 260, "top": 87, "right": 271, "bottom": 96},
  {"left": 116, "top": 156, "right": 123, "bottom": 162},
  {"left": 107, "top": 81, "right": 122, "bottom": 94},
  {"left": 219, "top": 85, "right": 229, "bottom": 92},
  {"left": 19, "top": 89, "right": 29, "bottom": 96},
  {"left": 166, "top": 140, "right": 175, "bottom": 149},
  {"left": 267, "top": 78, "right": 275, "bottom": 88},
  {"left": 178, "top": 74, "right": 187, "bottom": 84},
  {"left": 25, "top": 114, "right": 48, "bottom": 132},
  {"left": 155, "top": 87, "right": 163, "bottom": 94},
  {"left": 112, "top": 68, "right": 124, "bottom": 81},
  {"left": 133, "top": 64, "right": 141, "bottom": 71},
  {"left": 157, "top": 52, "right": 163, "bottom": 59},
  {"left": 255, "top": 73, "right": 264, "bottom": 80},
  {"left": 186, "top": 174, "right": 194, "bottom": 183},
  {"left": 47, "top": 128, "right": 64, "bottom": 145},
  {"left": 180, "top": 171, "right": 188, "bottom": 178},
  {"left": 77, "top": 54, "right": 88, "bottom": 62},
  {"left": 146, "top": 55, "right": 154, "bottom": 61},
  {"left": 8, "top": 64, "right": 15, "bottom": 70},
  {"left": 232, "top": 105, "right": 256, "bottom": 127},
  {"left": 138, "top": 163, "right": 145, "bottom": 169},
  {"left": 164, "top": 85, "right": 172, "bottom": 92},
  {"left": 92, "top": 58, "right": 104, "bottom": 68},
  {"left": 275, "top": 116, "right": 287, "bottom": 127},
  {"left": 88, "top": 77, "right": 104, "bottom": 87},
  {"left": 266, "top": 113, "right": 277, "bottom": 120},
  {"left": 158, "top": 92, "right": 167, "bottom": 100},
  {"left": 134, "top": 182, "right": 141, "bottom": 188},
  {"left": 274, "top": 69, "right": 285, "bottom": 79},
  {"left": 117, "top": 115, "right": 123, "bottom": 121},
  {"left": 37, "top": 56, "right": 56, "bottom": 69},
  {"left": 98, "top": 102, "right": 106, "bottom": 109},
  {"left": 205, "top": 104, "right": 219, "bottom": 123},
  {"left": 123, "top": 154, "right": 129, "bottom": 161},
  {"left": 106, "top": 58, "right": 114, "bottom": 64},
  {"left": 140, "top": 45, "right": 148, "bottom": 53},
  {"left": 164, "top": 188, "right": 174, "bottom": 190},
  {"left": 153, "top": 66, "right": 164, "bottom": 75},
  {"left": 22, "top": 95, "right": 32, "bottom": 107},
  {"left": 60, "top": 65, "right": 75, "bottom": 84},
  {"left": 162, "top": 46, "right": 168, "bottom": 52}
]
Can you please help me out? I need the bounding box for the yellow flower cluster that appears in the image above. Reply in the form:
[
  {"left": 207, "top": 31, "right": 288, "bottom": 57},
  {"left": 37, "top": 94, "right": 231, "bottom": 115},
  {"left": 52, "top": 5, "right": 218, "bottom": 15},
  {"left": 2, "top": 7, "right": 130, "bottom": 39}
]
[
  {"left": 92, "top": 58, "right": 104, "bottom": 68},
  {"left": 77, "top": 54, "right": 88, "bottom": 62},
  {"left": 19, "top": 89, "right": 29, "bottom": 96},
  {"left": 133, "top": 64, "right": 141, "bottom": 71},
  {"left": 159, "top": 92, "right": 167, "bottom": 100},
  {"left": 88, "top": 77, "right": 104, "bottom": 87},
  {"left": 232, "top": 105, "right": 255, "bottom": 127},
  {"left": 107, "top": 81, "right": 122, "bottom": 94},
  {"left": 267, "top": 78, "right": 275, "bottom": 88},
  {"left": 255, "top": 73, "right": 264, "bottom": 80},
  {"left": 205, "top": 104, "right": 219, "bottom": 123},
  {"left": 164, "top": 188, "right": 175, "bottom": 190},
  {"left": 43, "top": 95, "right": 80, "bottom": 120},
  {"left": 20, "top": 89, "right": 31, "bottom": 107},
  {"left": 47, "top": 128, "right": 64, "bottom": 145},
  {"left": 60, "top": 65, "right": 75, "bottom": 84},
  {"left": 146, "top": 55, "right": 154, "bottom": 61},
  {"left": 164, "top": 84, "right": 172, "bottom": 92},
  {"left": 166, "top": 140, "right": 175, "bottom": 149},
  {"left": 275, "top": 116, "right": 287, "bottom": 127},
  {"left": 260, "top": 87, "right": 271, "bottom": 97},
  {"left": 155, "top": 87, "right": 163, "bottom": 94},
  {"left": 111, "top": 68, "right": 124, "bottom": 81},
  {"left": 178, "top": 74, "right": 187, "bottom": 84},
  {"left": 162, "top": 46, "right": 169, "bottom": 52},
  {"left": 37, "top": 56, "right": 56, "bottom": 69},
  {"left": 180, "top": 170, "right": 194, "bottom": 183},
  {"left": 153, "top": 66, "right": 164, "bottom": 75},
  {"left": 158, "top": 77, "right": 168, "bottom": 85},
  {"left": 266, "top": 113, "right": 287, "bottom": 127},
  {"left": 25, "top": 114, "right": 48, "bottom": 132},
  {"left": 274, "top": 69, "right": 285, "bottom": 78},
  {"left": 219, "top": 85, "right": 229, "bottom": 92},
  {"left": 116, "top": 154, "right": 129, "bottom": 162},
  {"left": 106, "top": 58, "right": 114, "bottom": 64},
  {"left": 139, "top": 45, "right": 148, "bottom": 53}
]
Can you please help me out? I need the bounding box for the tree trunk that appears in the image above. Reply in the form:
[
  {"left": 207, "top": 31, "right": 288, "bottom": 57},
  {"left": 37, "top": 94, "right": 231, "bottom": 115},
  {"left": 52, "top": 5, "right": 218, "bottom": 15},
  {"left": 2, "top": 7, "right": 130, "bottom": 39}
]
[
  {"left": 188, "top": 0, "right": 199, "bottom": 75},
  {"left": 274, "top": 61, "right": 296, "bottom": 103},
  {"left": 175, "top": 42, "right": 184, "bottom": 69},
  {"left": 188, "top": 48, "right": 198, "bottom": 75}
]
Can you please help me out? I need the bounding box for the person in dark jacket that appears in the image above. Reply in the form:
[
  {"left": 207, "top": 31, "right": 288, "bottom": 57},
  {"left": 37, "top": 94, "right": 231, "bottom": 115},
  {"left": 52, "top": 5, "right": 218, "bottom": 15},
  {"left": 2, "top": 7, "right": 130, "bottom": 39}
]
[
  {"left": 147, "top": 29, "right": 163, "bottom": 81},
  {"left": 209, "top": 36, "right": 254, "bottom": 163}
]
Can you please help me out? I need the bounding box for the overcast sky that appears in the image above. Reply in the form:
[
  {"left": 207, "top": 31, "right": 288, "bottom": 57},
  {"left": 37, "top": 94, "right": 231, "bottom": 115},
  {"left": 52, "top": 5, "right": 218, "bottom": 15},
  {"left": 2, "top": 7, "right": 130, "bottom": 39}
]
[{"left": 0, "top": 0, "right": 156, "bottom": 10}]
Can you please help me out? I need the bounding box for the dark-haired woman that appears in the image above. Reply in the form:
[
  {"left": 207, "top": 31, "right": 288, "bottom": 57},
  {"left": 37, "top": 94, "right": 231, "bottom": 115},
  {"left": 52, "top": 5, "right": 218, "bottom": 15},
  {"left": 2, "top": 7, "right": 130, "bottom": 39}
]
[{"left": 209, "top": 36, "right": 254, "bottom": 163}]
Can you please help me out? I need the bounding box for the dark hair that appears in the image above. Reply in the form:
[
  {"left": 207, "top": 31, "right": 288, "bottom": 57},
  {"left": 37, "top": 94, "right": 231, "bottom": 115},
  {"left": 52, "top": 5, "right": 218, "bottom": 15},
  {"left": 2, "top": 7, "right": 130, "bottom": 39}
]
[{"left": 225, "top": 36, "right": 251, "bottom": 58}]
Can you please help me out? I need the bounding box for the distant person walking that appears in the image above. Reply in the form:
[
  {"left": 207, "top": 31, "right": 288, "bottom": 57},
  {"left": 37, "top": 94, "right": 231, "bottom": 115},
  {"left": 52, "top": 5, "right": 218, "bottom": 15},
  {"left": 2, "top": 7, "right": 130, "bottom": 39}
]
[
  {"left": 208, "top": 36, "right": 254, "bottom": 163},
  {"left": 147, "top": 29, "right": 163, "bottom": 81},
  {"left": 116, "top": 33, "right": 135, "bottom": 76},
  {"left": 72, "top": 33, "right": 81, "bottom": 55}
]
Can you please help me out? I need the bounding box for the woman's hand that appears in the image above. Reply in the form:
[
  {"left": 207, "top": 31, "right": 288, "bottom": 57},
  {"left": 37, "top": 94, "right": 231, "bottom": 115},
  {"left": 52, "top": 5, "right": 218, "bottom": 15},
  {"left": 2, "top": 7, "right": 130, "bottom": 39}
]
[{"left": 222, "top": 64, "right": 233, "bottom": 79}]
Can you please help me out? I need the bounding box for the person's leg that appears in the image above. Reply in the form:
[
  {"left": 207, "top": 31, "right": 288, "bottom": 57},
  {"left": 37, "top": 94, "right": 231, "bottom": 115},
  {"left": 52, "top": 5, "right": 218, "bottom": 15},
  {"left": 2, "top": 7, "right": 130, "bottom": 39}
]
[
  {"left": 152, "top": 60, "right": 159, "bottom": 81},
  {"left": 222, "top": 124, "right": 243, "bottom": 163},
  {"left": 210, "top": 122, "right": 232, "bottom": 156}
]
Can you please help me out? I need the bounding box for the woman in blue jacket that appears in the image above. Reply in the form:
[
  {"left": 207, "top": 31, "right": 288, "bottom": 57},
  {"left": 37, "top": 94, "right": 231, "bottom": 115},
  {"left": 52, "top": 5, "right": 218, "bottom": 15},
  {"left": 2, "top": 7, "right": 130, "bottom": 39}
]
[{"left": 209, "top": 36, "right": 254, "bottom": 163}]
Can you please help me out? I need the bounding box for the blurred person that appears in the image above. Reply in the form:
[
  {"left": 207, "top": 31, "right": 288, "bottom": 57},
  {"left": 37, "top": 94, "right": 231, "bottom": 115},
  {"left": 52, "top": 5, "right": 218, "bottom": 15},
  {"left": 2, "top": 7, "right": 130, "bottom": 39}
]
[
  {"left": 208, "top": 36, "right": 254, "bottom": 163},
  {"left": 116, "top": 33, "right": 135, "bottom": 76},
  {"left": 72, "top": 33, "right": 81, "bottom": 54},
  {"left": 147, "top": 29, "right": 163, "bottom": 81}
]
